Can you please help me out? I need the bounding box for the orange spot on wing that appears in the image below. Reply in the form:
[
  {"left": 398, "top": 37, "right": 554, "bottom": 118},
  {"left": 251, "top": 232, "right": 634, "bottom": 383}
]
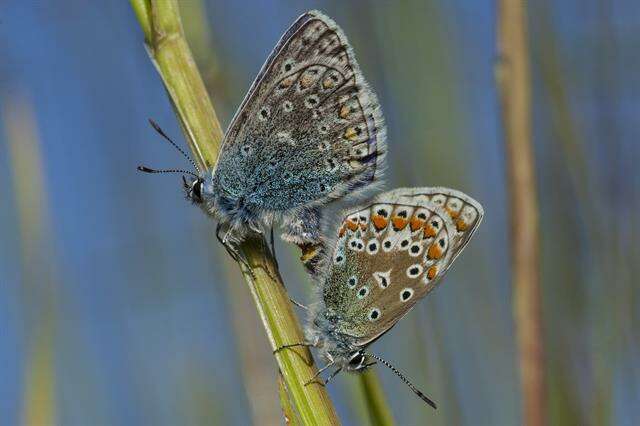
[
  {"left": 423, "top": 225, "right": 437, "bottom": 239},
  {"left": 427, "top": 243, "right": 443, "bottom": 260},
  {"left": 427, "top": 266, "right": 438, "bottom": 280},
  {"left": 279, "top": 75, "right": 296, "bottom": 88},
  {"left": 338, "top": 224, "right": 346, "bottom": 237},
  {"left": 372, "top": 215, "right": 388, "bottom": 231},
  {"left": 323, "top": 78, "right": 335, "bottom": 89},
  {"left": 299, "top": 243, "right": 319, "bottom": 262},
  {"left": 456, "top": 218, "right": 469, "bottom": 231},
  {"left": 300, "top": 74, "right": 314, "bottom": 88},
  {"left": 410, "top": 217, "right": 425, "bottom": 232},
  {"left": 346, "top": 219, "right": 358, "bottom": 232},
  {"left": 446, "top": 208, "right": 460, "bottom": 219},
  {"left": 391, "top": 217, "right": 408, "bottom": 231},
  {"left": 344, "top": 127, "right": 358, "bottom": 141}
]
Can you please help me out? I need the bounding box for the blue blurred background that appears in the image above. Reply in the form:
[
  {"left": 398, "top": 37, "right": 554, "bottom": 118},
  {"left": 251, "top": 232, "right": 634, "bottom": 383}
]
[{"left": 0, "top": 1, "right": 638, "bottom": 425}]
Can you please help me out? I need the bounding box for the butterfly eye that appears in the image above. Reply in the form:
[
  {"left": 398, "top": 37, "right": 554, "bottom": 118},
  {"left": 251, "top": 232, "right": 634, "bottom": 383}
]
[
  {"left": 349, "top": 352, "right": 365, "bottom": 367},
  {"left": 400, "top": 288, "right": 414, "bottom": 302}
]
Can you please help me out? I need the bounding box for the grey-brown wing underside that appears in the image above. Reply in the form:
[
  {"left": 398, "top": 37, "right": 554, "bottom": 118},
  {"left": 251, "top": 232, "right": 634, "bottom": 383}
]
[{"left": 213, "top": 10, "right": 386, "bottom": 212}]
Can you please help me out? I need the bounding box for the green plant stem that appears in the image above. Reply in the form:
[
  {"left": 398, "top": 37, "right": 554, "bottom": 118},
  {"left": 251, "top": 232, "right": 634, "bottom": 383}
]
[
  {"left": 129, "top": 1, "right": 340, "bottom": 424},
  {"left": 357, "top": 372, "right": 395, "bottom": 426}
]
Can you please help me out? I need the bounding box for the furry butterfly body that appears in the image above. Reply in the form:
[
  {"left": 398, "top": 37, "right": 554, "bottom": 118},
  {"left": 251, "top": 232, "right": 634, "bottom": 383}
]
[
  {"left": 176, "top": 10, "right": 386, "bottom": 247},
  {"left": 299, "top": 187, "right": 483, "bottom": 407}
]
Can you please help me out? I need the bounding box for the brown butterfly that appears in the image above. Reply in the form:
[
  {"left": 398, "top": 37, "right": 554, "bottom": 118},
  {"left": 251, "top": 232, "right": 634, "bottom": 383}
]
[{"left": 281, "top": 187, "right": 483, "bottom": 408}]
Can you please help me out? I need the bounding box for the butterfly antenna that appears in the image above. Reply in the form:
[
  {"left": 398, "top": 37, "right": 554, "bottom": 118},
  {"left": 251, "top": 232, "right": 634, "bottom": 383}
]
[
  {"left": 137, "top": 165, "right": 199, "bottom": 179},
  {"left": 364, "top": 352, "right": 437, "bottom": 409},
  {"left": 148, "top": 119, "right": 201, "bottom": 174}
]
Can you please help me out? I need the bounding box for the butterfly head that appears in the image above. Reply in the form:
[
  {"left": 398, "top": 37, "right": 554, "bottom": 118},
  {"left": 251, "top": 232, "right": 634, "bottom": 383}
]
[{"left": 346, "top": 350, "right": 370, "bottom": 372}]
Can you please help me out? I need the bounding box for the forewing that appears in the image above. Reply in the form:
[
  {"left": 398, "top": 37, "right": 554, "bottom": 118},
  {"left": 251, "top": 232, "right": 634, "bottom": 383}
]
[
  {"left": 215, "top": 10, "right": 385, "bottom": 211},
  {"left": 321, "top": 187, "right": 483, "bottom": 346}
]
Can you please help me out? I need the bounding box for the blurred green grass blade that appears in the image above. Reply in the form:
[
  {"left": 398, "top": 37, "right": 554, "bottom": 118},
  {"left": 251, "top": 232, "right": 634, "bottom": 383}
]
[
  {"left": 3, "top": 95, "right": 58, "bottom": 426},
  {"left": 357, "top": 371, "right": 395, "bottom": 426}
]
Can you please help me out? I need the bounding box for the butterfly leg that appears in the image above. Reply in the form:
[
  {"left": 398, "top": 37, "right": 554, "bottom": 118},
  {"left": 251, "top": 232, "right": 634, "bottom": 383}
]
[
  {"left": 269, "top": 226, "right": 279, "bottom": 269},
  {"left": 323, "top": 367, "right": 343, "bottom": 386},
  {"left": 273, "top": 342, "right": 312, "bottom": 355},
  {"left": 304, "top": 362, "right": 335, "bottom": 387},
  {"left": 289, "top": 298, "right": 309, "bottom": 310},
  {"left": 215, "top": 223, "right": 255, "bottom": 277}
]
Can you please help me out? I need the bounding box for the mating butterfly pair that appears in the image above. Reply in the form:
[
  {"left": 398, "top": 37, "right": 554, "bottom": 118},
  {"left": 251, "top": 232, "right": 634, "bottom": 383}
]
[{"left": 140, "top": 11, "right": 483, "bottom": 409}]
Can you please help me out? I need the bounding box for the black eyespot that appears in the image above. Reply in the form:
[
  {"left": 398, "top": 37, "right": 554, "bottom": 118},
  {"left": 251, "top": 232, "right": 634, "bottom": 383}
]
[
  {"left": 330, "top": 74, "right": 339, "bottom": 82},
  {"left": 309, "top": 68, "right": 318, "bottom": 75},
  {"left": 284, "top": 63, "right": 292, "bottom": 71},
  {"left": 260, "top": 108, "right": 268, "bottom": 118},
  {"left": 432, "top": 221, "right": 439, "bottom": 227},
  {"left": 351, "top": 241, "right": 357, "bottom": 247},
  {"left": 410, "top": 245, "right": 420, "bottom": 254},
  {"left": 357, "top": 243, "right": 363, "bottom": 249},
  {"left": 336, "top": 255, "right": 343, "bottom": 262},
  {"left": 348, "top": 277, "right": 357, "bottom": 287},
  {"left": 377, "top": 209, "right": 388, "bottom": 217},
  {"left": 418, "top": 213, "right": 427, "bottom": 219},
  {"left": 354, "top": 127, "right": 362, "bottom": 135},
  {"left": 439, "top": 239, "right": 445, "bottom": 248},
  {"left": 369, "top": 309, "right": 380, "bottom": 320},
  {"left": 401, "top": 240, "right": 409, "bottom": 247},
  {"left": 369, "top": 243, "right": 377, "bottom": 251},
  {"left": 380, "top": 277, "right": 388, "bottom": 287},
  {"left": 384, "top": 241, "right": 392, "bottom": 248},
  {"left": 410, "top": 267, "right": 420, "bottom": 275},
  {"left": 359, "top": 216, "right": 366, "bottom": 222},
  {"left": 398, "top": 210, "right": 408, "bottom": 218},
  {"left": 358, "top": 288, "right": 367, "bottom": 297},
  {"left": 319, "top": 183, "right": 326, "bottom": 192},
  {"left": 402, "top": 290, "right": 412, "bottom": 301}
]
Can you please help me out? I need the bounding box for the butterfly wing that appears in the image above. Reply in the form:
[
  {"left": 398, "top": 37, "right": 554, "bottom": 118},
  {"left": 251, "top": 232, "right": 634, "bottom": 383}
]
[
  {"left": 321, "top": 187, "right": 483, "bottom": 346},
  {"left": 214, "top": 10, "right": 385, "bottom": 212}
]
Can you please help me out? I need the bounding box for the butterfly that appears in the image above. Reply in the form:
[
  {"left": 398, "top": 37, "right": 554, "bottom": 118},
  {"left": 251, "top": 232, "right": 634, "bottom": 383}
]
[
  {"left": 139, "top": 10, "right": 385, "bottom": 257},
  {"left": 280, "top": 187, "right": 483, "bottom": 408}
]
